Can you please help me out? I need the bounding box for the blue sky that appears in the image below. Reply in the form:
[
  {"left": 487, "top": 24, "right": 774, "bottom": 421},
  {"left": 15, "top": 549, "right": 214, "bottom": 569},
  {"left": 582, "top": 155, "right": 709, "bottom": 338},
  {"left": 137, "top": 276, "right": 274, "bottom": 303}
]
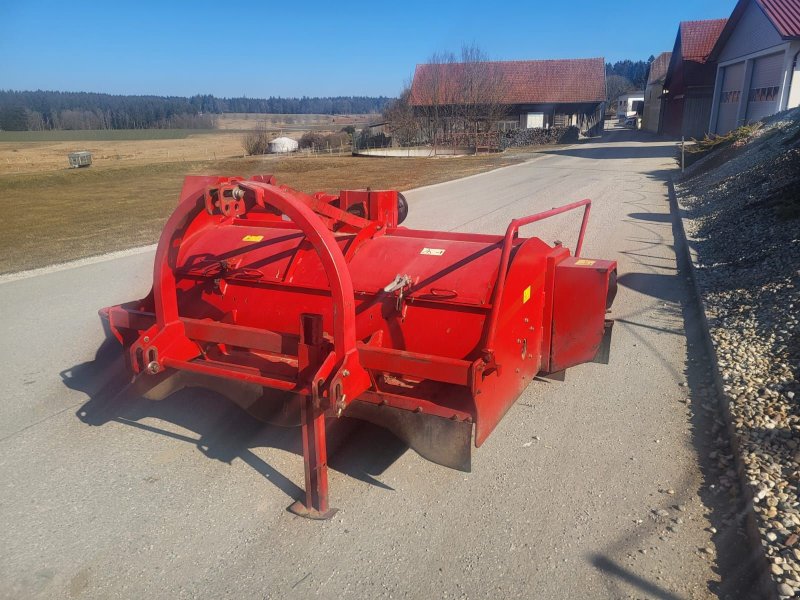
[{"left": 0, "top": 0, "right": 735, "bottom": 98}]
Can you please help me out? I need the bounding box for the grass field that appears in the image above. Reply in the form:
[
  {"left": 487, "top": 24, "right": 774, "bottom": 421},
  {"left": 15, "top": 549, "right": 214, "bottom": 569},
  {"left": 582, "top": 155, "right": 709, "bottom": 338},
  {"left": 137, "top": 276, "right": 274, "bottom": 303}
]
[
  {"left": 0, "top": 129, "right": 216, "bottom": 142},
  {"left": 0, "top": 113, "right": 379, "bottom": 175},
  {"left": 0, "top": 152, "right": 529, "bottom": 274},
  {"left": 0, "top": 131, "right": 249, "bottom": 175}
]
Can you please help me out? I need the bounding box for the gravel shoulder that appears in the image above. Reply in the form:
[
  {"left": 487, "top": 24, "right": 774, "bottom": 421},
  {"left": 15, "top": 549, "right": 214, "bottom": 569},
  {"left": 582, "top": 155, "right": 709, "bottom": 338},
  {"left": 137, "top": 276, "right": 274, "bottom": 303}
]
[{"left": 676, "top": 107, "right": 800, "bottom": 599}]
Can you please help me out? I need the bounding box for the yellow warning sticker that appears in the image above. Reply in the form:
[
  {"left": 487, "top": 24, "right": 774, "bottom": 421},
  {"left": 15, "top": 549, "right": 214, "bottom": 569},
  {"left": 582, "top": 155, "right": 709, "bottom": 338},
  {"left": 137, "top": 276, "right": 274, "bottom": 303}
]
[
  {"left": 242, "top": 235, "right": 264, "bottom": 242},
  {"left": 575, "top": 259, "right": 596, "bottom": 266},
  {"left": 523, "top": 285, "right": 531, "bottom": 304}
]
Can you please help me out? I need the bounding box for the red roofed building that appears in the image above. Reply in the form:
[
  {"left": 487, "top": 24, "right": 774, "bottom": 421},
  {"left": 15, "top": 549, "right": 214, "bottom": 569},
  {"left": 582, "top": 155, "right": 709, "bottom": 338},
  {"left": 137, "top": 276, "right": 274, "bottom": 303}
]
[
  {"left": 409, "top": 57, "right": 606, "bottom": 136},
  {"left": 642, "top": 51, "right": 672, "bottom": 132},
  {"left": 662, "top": 19, "right": 728, "bottom": 138},
  {"left": 708, "top": 0, "right": 800, "bottom": 134}
]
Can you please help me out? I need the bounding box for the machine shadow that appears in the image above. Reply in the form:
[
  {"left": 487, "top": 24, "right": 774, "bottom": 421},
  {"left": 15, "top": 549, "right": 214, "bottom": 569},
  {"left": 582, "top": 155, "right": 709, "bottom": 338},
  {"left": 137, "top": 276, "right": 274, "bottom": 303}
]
[
  {"left": 590, "top": 555, "right": 683, "bottom": 600},
  {"left": 63, "top": 341, "right": 408, "bottom": 505}
]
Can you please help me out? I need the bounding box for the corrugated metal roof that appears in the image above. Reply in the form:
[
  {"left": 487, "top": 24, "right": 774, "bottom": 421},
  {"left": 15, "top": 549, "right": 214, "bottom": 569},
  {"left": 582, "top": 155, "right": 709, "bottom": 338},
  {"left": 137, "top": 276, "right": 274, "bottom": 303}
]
[
  {"left": 409, "top": 58, "right": 606, "bottom": 106},
  {"left": 756, "top": 0, "right": 800, "bottom": 37},
  {"left": 679, "top": 19, "right": 728, "bottom": 62},
  {"left": 647, "top": 52, "right": 672, "bottom": 84}
]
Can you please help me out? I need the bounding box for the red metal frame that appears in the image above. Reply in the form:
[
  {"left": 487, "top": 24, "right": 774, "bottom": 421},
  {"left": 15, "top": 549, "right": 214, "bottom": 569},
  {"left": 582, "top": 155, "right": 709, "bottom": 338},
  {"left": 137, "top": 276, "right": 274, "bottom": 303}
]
[
  {"left": 482, "top": 199, "right": 591, "bottom": 361},
  {"left": 101, "top": 177, "right": 613, "bottom": 519}
]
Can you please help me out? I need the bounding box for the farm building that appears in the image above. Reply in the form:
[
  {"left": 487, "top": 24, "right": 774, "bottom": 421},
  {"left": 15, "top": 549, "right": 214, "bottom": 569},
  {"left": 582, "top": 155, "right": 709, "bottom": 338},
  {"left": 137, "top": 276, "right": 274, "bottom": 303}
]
[
  {"left": 708, "top": 0, "right": 800, "bottom": 134},
  {"left": 409, "top": 57, "right": 606, "bottom": 136},
  {"left": 616, "top": 92, "right": 645, "bottom": 119},
  {"left": 642, "top": 52, "right": 672, "bottom": 132},
  {"left": 662, "top": 18, "right": 728, "bottom": 138}
]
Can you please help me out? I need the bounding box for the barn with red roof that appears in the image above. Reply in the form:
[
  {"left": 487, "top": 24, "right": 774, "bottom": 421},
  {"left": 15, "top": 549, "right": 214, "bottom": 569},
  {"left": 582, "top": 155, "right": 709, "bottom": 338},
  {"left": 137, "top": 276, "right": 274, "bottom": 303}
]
[
  {"left": 409, "top": 57, "right": 606, "bottom": 137},
  {"left": 642, "top": 51, "right": 672, "bottom": 133},
  {"left": 662, "top": 19, "right": 728, "bottom": 138}
]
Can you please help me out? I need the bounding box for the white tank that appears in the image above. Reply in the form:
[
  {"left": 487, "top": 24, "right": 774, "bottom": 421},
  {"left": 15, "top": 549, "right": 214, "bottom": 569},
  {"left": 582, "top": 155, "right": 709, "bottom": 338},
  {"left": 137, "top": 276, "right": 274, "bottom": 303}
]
[{"left": 268, "top": 136, "right": 299, "bottom": 153}]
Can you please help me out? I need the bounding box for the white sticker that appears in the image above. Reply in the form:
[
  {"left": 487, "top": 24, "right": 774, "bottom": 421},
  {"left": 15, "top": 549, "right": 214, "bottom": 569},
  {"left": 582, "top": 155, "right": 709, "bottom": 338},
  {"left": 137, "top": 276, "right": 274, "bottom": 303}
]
[{"left": 420, "top": 248, "right": 445, "bottom": 256}]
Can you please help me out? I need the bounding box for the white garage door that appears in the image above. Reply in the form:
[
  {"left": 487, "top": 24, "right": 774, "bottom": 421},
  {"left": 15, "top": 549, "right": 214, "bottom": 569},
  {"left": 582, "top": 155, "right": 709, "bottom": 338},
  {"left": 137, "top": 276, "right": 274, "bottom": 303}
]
[
  {"left": 716, "top": 62, "right": 745, "bottom": 134},
  {"left": 746, "top": 52, "right": 784, "bottom": 123}
]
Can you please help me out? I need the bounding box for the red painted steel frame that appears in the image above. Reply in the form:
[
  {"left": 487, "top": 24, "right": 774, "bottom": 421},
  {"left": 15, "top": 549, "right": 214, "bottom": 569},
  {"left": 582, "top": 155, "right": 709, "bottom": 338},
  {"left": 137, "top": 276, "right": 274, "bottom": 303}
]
[
  {"left": 482, "top": 199, "right": 591, "bottom": 359},
  {"left": 136, "top": 179, "right": 374, "bottom": 518},
  {"left": 101, "top": 176, "right": 614, "bottom": 520}
]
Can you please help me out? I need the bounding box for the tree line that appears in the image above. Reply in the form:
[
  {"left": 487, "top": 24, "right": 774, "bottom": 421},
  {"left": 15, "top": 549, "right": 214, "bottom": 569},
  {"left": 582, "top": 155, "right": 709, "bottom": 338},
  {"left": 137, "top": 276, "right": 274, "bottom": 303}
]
[
  {"left": 605, "top": 57, "right": 655, "bottom": 104},
  {"left": 0, "top": 90, "right": 394, "bottom": 131}
]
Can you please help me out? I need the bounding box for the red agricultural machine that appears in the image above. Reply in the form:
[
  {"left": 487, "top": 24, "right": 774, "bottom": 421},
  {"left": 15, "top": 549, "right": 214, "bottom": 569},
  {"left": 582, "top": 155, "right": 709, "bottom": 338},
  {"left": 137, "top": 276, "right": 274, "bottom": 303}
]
[{"left": 100, "top": 175, "right": 616, "bottom": 519}]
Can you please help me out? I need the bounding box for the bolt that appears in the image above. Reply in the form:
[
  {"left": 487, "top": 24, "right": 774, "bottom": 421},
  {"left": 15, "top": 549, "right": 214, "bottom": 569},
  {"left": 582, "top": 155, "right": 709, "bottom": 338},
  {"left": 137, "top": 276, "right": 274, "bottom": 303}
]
[
  {"left": 342, "top": 369, "right": 350, "bottom": 377},
  {"left": 143, "top": 336, "right": 150, "bottom": 343},
  {"left": 147, "top": 361, "right": 160, "bottom": 374}
]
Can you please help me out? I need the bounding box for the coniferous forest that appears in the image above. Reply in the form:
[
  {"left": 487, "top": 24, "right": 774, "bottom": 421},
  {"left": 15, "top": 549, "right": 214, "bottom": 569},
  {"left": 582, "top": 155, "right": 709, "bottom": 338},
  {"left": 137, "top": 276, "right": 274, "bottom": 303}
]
[{"left": 0, "top": 90, "right": 394, "bottom": 131}]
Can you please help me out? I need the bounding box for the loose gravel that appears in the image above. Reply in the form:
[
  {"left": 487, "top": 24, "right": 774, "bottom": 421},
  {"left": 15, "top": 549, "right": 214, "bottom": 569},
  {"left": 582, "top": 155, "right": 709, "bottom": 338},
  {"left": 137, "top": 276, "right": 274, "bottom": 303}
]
[{"left": 677, "top": 107, "right": 800, "bottom": 598}]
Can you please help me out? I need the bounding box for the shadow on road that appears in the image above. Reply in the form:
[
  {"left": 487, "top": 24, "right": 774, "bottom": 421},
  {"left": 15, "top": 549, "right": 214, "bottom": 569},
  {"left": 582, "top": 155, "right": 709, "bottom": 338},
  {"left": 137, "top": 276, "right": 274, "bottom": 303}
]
[
  {"left": 606, "top": 158, "right": 764, "bottom": 599},
  {"left": 538, "top": 128, "right": 679, "bottom": 162},
  {"left": 590, "top": 555, "right": 684, "bottom": 600},
  {"left": 543, "top": 144, "right": 678, "bottom": 161},
  {"left": 628, "top": 212, "right": 672, "bottom": 223},
  {"left": 62, "top": 341, "right": 408, "bottom": 506}
]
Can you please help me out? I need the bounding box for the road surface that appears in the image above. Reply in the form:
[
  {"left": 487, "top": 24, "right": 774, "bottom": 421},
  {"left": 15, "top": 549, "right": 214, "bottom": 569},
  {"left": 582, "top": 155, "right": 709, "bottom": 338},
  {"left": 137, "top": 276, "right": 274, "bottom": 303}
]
[{"left": 0, "top": 129, "right": 756, "bottom": 599}]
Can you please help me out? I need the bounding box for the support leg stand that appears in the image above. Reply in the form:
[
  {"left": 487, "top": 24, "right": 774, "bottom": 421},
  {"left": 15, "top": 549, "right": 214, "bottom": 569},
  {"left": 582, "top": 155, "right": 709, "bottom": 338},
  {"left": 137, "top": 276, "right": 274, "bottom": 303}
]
[{"left": 288, "top": 395, "right": 338, "bottom": 520}]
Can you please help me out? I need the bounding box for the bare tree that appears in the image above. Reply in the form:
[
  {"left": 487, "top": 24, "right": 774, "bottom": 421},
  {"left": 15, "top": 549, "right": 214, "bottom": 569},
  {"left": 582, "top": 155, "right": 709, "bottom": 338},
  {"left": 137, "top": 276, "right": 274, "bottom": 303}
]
[
  {"left": 455, "top": 43, "right": 508, "bottom": 150},
  {"left": 411, "top": 50, "right": 457, "bottom": 151},
  {"left": 383, "top": 86, "right": 418, "bottom": 146},
  {"left": 241, "top": 120, "right": 271, "bottom": 155},
  {"left": 606, "top": 74, "right": 636, "bottom": 106},
  {"left": 407, "top": 45, "right": 507, "bottom": 153}
]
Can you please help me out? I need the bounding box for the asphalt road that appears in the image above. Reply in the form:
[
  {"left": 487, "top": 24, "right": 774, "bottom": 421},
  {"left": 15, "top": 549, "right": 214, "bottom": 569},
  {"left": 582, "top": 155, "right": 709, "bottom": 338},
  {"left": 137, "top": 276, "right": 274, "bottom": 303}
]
[{"left": 0, "top": 128, "right": 757, "bottom": 599}]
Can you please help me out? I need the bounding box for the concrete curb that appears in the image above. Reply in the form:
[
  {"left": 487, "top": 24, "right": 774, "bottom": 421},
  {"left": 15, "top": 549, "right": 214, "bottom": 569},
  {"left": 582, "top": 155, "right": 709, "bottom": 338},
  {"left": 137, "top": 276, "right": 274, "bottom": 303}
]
[
  {"left": 0, "top": 244, "right": 157, "bottom": 285},
  {"left": 668, "top": 178, "right": 777, "bottom": 600}
]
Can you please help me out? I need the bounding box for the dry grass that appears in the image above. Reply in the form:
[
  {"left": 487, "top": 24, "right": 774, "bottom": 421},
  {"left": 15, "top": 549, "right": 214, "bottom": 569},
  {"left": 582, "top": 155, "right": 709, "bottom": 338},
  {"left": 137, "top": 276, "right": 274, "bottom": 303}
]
[
  {"left": 0, "top": 152, "right": 527, "bottom": 274},
  {"left": 0, "top": 115, "right": 379, "bottom": 175},
  {"left": 0, "top": 131, "right": 248, "bottom": 175}
]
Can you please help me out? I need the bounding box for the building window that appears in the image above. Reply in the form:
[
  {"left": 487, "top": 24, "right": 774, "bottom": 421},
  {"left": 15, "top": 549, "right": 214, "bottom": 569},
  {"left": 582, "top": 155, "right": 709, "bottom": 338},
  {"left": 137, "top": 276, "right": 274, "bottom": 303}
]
[
  {"left": 525, "top": 112, "right": 545, "bottom": 128},
  {"left": 748, "top": 86, "right": 779, "bottom": 102},
  {"left": 720, "top": 90, "right": 741, "bottom": 103}
]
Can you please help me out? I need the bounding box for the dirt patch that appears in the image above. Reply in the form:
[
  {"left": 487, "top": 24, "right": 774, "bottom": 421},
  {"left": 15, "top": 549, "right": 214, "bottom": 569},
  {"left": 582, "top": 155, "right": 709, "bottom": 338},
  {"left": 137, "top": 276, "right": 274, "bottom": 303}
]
[{"left": 0, "top": 152, "right": 529, "bottom": 274}]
